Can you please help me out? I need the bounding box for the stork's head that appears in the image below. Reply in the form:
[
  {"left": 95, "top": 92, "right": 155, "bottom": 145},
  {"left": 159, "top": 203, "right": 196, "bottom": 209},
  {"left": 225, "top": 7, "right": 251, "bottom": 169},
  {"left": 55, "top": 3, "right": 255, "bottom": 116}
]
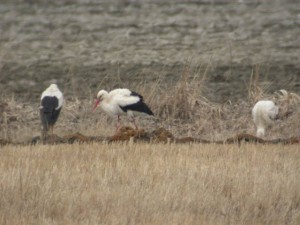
[
  {"left": 93, "top": 90, "right": 108, "bottom": 112},
  {"left": 48, "top": 84, "right": 59, "bottom": 92},
  {"left": 49, "top": 83, "right": 58, "bottom": 89}
]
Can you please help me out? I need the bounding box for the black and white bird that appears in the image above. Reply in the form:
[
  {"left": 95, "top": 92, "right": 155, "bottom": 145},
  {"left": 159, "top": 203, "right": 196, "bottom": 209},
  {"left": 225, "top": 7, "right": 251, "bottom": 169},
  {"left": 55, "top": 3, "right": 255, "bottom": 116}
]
[
  {"left": 252, "top": 100, "right": 279, "bottom": 138},
  {"left": 40, "top": 84, "right": 64, "bottom": 136},
  {"left": 93, "top": 88, "right": 153, "bottom": 130}
]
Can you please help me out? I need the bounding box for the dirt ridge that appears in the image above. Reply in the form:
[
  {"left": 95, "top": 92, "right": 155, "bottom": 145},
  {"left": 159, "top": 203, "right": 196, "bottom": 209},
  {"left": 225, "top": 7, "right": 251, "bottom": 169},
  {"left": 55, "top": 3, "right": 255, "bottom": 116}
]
[{"left": 1, "top": 126, "right": 299, "bottom": 146}]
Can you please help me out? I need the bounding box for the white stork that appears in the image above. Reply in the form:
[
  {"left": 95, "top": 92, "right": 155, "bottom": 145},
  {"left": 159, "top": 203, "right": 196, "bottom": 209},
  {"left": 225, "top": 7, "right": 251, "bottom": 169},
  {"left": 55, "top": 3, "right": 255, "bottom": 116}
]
[
  {"left": 252, "top": 100, "right": 279, "bottom": 138},
  {"left": 93, "top": 88, "right": 154, "bottom": 130},
  {"left": 40, "top": 84, "right": 64, "bottom": 136}
]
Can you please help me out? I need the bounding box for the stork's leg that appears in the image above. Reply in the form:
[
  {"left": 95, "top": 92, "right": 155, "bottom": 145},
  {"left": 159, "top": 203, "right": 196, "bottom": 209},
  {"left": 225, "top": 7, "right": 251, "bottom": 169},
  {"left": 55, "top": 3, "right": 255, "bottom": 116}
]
[
  {"left": 131, "top": 117, "right": 138, "bottom": 130},
  {"left": 41, "top": 113, "right": 48, "bottom": 140},
  {"left": 115, "top": 115, "right": 121, "bottom": 132},
  {"left": 48, "top": 125, "right": 54, "bottom": 143},
  {"left": 42, "top": 129, "right": 47, "bottom": 143},
  {"left": 49, "top": 125, "right": 54, "bottom": 136}
]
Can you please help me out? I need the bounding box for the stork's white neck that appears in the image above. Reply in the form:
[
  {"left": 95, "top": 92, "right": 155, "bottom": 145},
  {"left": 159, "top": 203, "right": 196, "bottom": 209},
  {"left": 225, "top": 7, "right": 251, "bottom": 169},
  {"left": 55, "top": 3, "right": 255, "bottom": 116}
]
[
  {"left": 99, "top": 98, "right": 122, "bottom": 116},
  {"left": 256, "top": 128, "right": 265, "bottom": 138}
]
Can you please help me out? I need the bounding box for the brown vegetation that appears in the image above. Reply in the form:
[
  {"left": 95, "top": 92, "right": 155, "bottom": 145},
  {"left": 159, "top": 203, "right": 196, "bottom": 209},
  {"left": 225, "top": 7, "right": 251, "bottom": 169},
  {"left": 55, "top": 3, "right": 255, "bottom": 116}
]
[{"left": 1, "top": 74, "right": 299, "bottom": 144}]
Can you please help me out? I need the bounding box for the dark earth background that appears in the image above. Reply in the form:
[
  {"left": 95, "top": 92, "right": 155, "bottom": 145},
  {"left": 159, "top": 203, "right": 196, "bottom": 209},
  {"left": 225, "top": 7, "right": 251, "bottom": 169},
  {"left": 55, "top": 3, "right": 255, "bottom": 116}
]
[{"left": 0, "top": 0, "right": 299, "bottom": 103}]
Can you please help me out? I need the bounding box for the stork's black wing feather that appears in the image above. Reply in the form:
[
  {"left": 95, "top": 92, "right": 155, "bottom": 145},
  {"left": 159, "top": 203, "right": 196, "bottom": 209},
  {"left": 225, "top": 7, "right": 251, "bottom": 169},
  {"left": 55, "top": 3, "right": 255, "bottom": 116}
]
[
  {"left": 130, "top": 91, "right": 144, "bottom": 100},
  {"left": 120, "top": 101, "right": 154, "bottom": 116},
  {"left": 40, "top": 96, "right": 61, "bottom": 131}
]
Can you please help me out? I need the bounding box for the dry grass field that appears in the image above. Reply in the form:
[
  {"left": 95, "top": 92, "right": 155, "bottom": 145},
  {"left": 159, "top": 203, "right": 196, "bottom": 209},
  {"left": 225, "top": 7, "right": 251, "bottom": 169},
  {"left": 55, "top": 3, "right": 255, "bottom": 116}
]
[
  {"left": 0, "top": 1, "right": 300, "bottom": 224},
  {"left": 1, "top": 72, "right": 299, "bottom": 224},
  {"left": 1, "top": 143, "right": 300, "bottom": 225}
]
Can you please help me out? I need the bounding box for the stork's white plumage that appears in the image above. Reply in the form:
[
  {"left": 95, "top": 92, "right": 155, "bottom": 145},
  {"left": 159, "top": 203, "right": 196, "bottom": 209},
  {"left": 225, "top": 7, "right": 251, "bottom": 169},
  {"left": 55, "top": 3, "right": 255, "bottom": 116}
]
[
  {"left": 93, "top": 88, "right": 153, "bottom": 130},
  {"left": 252, "top": 100, "right": 278, "bottom": 138},
  {"left": 40, "top": 84, "right": 64, "bottom": 136}
]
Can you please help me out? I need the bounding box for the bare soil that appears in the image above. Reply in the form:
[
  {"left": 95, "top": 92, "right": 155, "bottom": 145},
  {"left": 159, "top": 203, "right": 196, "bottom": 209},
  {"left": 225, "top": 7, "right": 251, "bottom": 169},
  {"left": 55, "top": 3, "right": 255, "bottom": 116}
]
[{"left": 1, "top": 0, "right": 300, "bottom": 102}]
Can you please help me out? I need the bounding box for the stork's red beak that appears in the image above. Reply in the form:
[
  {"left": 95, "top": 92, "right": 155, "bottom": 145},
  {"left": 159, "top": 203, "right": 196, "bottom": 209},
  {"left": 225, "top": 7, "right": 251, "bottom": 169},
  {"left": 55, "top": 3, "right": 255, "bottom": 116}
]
[{"left": 92, "top": 99, "right": 101, "bottom": 112}]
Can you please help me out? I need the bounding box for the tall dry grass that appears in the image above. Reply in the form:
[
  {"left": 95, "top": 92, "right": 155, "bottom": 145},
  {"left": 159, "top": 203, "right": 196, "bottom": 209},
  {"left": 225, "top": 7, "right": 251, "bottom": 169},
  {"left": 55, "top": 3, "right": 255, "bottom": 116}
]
[{"left": 0, "top": 143, "right": 299, "bottom": 225}]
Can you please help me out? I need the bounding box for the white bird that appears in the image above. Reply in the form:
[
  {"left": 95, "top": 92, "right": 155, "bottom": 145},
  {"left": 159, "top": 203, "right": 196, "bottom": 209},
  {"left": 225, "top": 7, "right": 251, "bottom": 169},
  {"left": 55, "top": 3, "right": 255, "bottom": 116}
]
[
  {"left": 40, "top": 84, "right": 64, "bottom": 136},
  {"left": 93, "top": 88, "right": 154, "bottom": 130},
  {"left": 252, "top": 100, "right": 279, "bottom": 138}
]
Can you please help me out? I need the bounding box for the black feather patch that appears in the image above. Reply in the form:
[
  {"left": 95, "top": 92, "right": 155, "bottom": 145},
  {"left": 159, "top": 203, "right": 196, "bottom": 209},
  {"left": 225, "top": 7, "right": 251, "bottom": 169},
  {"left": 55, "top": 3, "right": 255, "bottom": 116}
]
[
  {"left": 40, "top": 96, "right": 61, "bottom": 131},
  {"left": 130, "top": 91, "right": 143, "bottom": 100},
  {"left": 120, "top": 100, "right": 154, "bottom": 116}
]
